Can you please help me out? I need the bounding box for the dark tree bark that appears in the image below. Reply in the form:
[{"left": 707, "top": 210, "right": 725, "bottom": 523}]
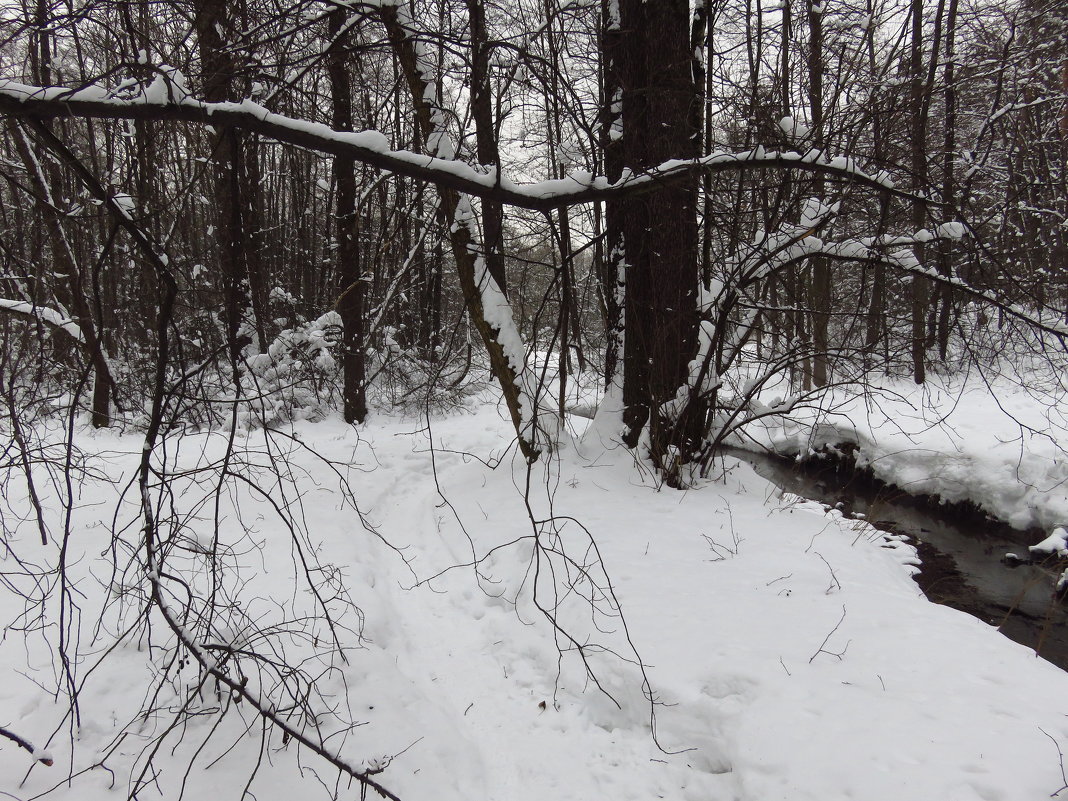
[
  {"left": 807, "top": 0, "right": 831, "bottom": 387},
  {"left": 936, "top": 0, "right": 959, "bottom": 360},
  {"left": 27, "top": 0, "right": 111, "bottom": 426},
  {"left": 909, "top": 0, "right": 929, "bottom": 385},
  {"left": 9, "top": 120, "right": 122, "bottom": 427},
  {"left": 14, "top": 3, "right": 115, "bottom": 428},
  {"left": 863, "top": 0, "right": 889, "bottom": 360},
  {"left": 542, "top": 0, "right": 583, "bottom": 412},
  {"left": 467, "top": 0, "right": 507, "bottom": 295},
  {"left": 328, "top": 8, "right": 367, "bottom": 424},
  {"left": 194, "top": 0, "right": 266, "bottom": 361},
  {"left": 598, "top": 0, "right": 625, "bottom": 388},
  {"left": 614, "top": 0, "right": 700, "bottom": 463}
]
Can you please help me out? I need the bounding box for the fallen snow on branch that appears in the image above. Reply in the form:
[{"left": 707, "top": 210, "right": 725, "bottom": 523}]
[
  {"left": 0, "top": 299, "right": 84, "bottom": 342},
  {"left": 0, "top": 80, "right": 909, "bottom": 209},
  {"left": 1030, "top": 527, "right": 1068, "bottom": 558}
]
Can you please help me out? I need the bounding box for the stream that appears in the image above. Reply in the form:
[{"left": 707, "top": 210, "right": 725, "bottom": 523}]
[{"left": 730, "top": 448, "right": 1068, "bottom": 671}]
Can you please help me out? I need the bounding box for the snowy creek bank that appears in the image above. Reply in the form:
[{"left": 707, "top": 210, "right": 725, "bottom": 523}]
[{"left": 729, "top": 446, "right": 1068, "bottom": 671}]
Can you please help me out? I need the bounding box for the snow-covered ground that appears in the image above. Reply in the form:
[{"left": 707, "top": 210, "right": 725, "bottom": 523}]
[{"left": 4, "top": 389, "right": 1068, "bottom": 801}]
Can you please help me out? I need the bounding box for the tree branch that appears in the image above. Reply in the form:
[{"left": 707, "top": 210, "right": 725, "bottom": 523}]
[
  {"left": 0, "top": 298, "right": 84, "bottom": 342},
  {"left": 0, "top": 725, "right": 52, "bottom": 765},
  {"left": 0, "top": 80, "right": 926, "bottom": 212}
]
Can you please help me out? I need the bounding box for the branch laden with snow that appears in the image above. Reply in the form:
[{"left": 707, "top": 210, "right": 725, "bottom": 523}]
[
  {"left": 0, "top": 299, "right": 84, "bottom": 342},
  {"left": 0, "top": 80, "right": 930, "bottom": 213}
]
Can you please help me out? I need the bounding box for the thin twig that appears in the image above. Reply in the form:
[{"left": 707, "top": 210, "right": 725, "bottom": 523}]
[
  {"left": 1040, "top": 727, "right": 1068, "bottom": 797},
  {"left": 809, "top": 605, "right": 849, "bottom": 664}
]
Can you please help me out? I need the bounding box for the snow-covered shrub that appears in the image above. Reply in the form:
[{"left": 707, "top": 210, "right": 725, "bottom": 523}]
[{"left": 240, "top": 311, "right": 342, "bottom": 425}]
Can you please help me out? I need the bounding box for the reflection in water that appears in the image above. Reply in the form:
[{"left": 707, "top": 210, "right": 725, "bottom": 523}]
[{"left": 728, "top": 448, "right": 1068, "bottom": 671}]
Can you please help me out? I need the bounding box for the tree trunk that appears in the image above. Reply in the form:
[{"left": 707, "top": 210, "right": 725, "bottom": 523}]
[
  {"left": 467, "top": 0, "right": 507, "bottom": 295},
  {"left": 863, "top": 0, "right": 888, "bottom": 361},
  {"left": 807, "top": 0, "right": 830, "bottom": 387},
  {"left": 379, "top": 3, "right": 539, "bottom": 459},
  {"left": 9, "top": 121, "right": 115, "bottom": 426},
  {"left": 909, "top": 0, "right": 929, "bottom": 384},
  {"left": 328, "top": 9, "right": 367, "bottom": 424},
  {"left": 194, "top": 0, "right": 264, "bottom": 362},
  {"left": 937, "top": 0, "right": 959, "bottom": 360},
  {"left": 615, "top": 0, "right": 700, "bottom": 464},
  {"left": 598, "top": 0, "right": 625, "bottom": 388}
]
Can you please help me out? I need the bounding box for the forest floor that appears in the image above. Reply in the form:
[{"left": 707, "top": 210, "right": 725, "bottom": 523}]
[{"left": 3, "top": 368, "right": 1068, "bottom": 801}]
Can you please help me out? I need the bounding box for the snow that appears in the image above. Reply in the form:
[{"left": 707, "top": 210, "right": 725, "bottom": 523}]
[
  {"left": 0, "top": 298, "right": 84, "bottom": 341},
  {"left": 936, "top": 220, "right": 968, "bottom": 239},
  {"left": 779, "top": 115, "right": 811, "bottom": 140},
  {"left": 1030, "top": 527, "right": 1068, "bottom": 557},
  {"left": 743, "top": 368, "right": 1068, "bottom": 532},
  {"left": 4, "top": 395, "right": 1068, "bottom": 801},
  {"left": 0, "top": 80, "right": 901, "bottom": 209}
]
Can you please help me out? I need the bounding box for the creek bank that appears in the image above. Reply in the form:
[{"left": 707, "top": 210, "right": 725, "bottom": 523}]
[
  {"left": 725, "top": 443, "right": 1068, "bottom": 671},
  {"left": 787, "top": 442, "right": 1045, "bottom": 547},
  {"left": 791, "top": 442, "right": 1068, "bottom": 579}
]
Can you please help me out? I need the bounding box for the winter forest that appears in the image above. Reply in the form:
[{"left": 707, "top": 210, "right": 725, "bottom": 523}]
[{"left": 1, "top": 0, "right": 1068, "bottom": 798}]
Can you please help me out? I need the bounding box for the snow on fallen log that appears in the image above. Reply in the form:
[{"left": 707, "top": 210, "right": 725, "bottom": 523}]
[
  {"left": 0, "top": 299, "right": 84, "bottom": 342},
  {"left": 1029, "top": 526, "right": 1068, "bottom": 558}
]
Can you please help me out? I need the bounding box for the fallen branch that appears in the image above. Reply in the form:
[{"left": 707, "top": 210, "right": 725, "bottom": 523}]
[
  {"left": 0, "top": 725, "right": 53, "bottom": 765},
  {"left": 809, "top": 604, "right": 849, "bottom": 663}
]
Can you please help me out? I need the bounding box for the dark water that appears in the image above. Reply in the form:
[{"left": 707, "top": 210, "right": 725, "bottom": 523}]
[{"left": 728, "top": 448, "right": 1068, "bottom": 671}]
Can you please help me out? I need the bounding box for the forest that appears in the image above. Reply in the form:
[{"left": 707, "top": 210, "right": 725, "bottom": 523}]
[{"left": 1, "top": 0, "right": 1068, "bottom": 799}]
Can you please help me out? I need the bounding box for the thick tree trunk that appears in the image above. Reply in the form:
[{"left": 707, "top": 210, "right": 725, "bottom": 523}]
[
  {"left": 692, "top": 0, "right": 712, "bottom": 288},
  {"left": 598, "top": 0, "right": 625, "bottom": 388},
  {"left": 194, "top": 0, "right": 265, "bottom": 362},
  {"left": 615, "top": 0, "right": 700, "bottom": 463},
  {"left": 328, "top": 9, "right": 367, "bottom": 424}
]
